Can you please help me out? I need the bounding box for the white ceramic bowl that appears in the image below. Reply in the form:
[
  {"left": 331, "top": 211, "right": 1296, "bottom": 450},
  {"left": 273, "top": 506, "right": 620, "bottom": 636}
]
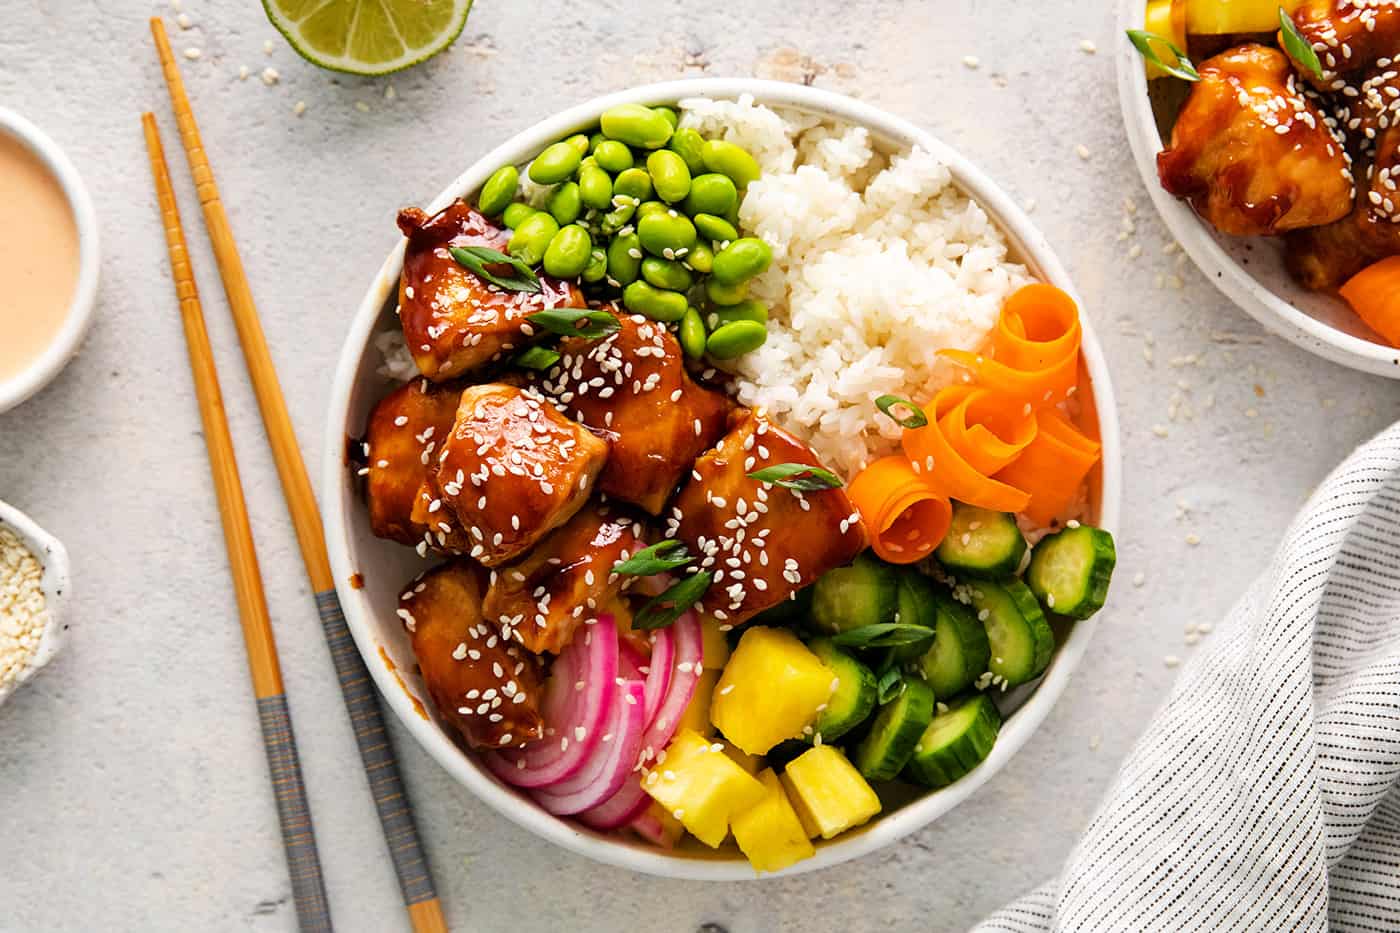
[
  {"left": 1115, "top": 0, "right": 1400, "bottom": 377},
  {"left": 323, "top": 79, "right": 1124, "bottom": 880},
  {"left": 0, "top": 109, "right": 101, "bottom": 413},
  {"left": 0, "top": 500, "right": 70, "bottom": 707}
]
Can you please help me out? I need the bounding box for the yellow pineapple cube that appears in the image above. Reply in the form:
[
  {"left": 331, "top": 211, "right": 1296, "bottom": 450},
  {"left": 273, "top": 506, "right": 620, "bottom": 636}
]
[
  {"left": 1186, "top": 0, "right": 1300, "bottom": 34},
  {"left": 720, "top": 740, "right": 762, "bottom": 775},
  {"left": 643, "top": 729, "right": 766, "bottom": 848},
  {"left": 779, "top": 771, "right": 821, "bottom": 839},
  {"left": 676, "top": 668, "right": 720, "bottom": 738},
  {"left": 710, "top": 627, "right": 834, "bottom": 756},
  {"left": 782, "top": 746, "right": 881, "bottom": 840},
  {"left": 700, "top": 615, "right": 731, "bottom": 668},
  {"left": 731, "top": 769, "right": 816, "bottom": 873}
]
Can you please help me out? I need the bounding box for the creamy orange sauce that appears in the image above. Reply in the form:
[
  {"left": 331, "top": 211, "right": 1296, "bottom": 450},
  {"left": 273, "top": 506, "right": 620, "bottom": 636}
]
[
  {"left": 0, "top": 132, "right": 79, "bottom": 382},
  {"left": 378, "top": 645, "right": 429, "bottom": 720}
]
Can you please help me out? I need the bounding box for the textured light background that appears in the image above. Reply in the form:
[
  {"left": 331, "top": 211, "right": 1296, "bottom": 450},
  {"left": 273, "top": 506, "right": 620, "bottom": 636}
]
[{"left": 2, "top": 2, "right": 1398, "bottom": 931}]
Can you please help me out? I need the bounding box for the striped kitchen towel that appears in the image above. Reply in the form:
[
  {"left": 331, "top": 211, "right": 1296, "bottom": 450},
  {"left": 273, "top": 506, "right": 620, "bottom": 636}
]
[{"left": 976, "top": 423, "right": 1400, "bottom": 933}]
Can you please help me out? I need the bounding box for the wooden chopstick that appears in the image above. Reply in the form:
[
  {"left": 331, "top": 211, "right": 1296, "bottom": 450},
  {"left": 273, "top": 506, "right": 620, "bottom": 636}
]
[
  {"left": 142, "top": 112, "right": 334, "bottom": 933},
  {"left": 149, "top": 18, "right": 448, "bottom": 933}
]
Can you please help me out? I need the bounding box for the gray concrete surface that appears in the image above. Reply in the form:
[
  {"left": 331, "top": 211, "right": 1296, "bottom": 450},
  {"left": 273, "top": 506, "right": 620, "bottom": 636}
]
[{"left": 2, "top": 2, "right": 1398, "bottom": 931}]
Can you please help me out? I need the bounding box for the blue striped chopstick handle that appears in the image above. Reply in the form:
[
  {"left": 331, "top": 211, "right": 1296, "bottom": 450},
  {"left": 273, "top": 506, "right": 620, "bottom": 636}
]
[
  {"left": 314, "top": 589, "right": 438, "bottom": 907},
  {"left": 256, "top": 694, "right": 334, "bottom": 933}
]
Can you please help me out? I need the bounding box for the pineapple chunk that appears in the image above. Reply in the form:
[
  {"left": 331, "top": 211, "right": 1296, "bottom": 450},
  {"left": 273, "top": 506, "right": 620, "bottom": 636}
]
[
  {"left": 731, "top": 769, "right": 816, "bottom": 873},
  {"left": 779, "top": 771, "right": 821, "bottom": 839},
  {"left": 1143, "top": 0, "right": 1188, "bottom": 79},
  {"left": 700, "top": 615, "right": 731, "bottom": 667},
  {"left": 1186, "top": 0, "right": 1300, "bottom": 34},
  {"left": 643, "top": 729, "right": 765, "bottom": 848},
  {"left": 677, "top": 668, "right": 721, "bottom": 738},
  {"left": 783, "top": 746, "right": 881, "bottom": 840},
  {"left": 720, "top": 740, "right": 763, "bottom": 775},
  {"left": 710, "top": 627, "right": 834, "bottom": 755}
]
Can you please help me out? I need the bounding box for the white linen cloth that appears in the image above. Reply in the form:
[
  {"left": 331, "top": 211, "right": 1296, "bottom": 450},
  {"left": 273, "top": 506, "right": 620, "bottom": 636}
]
[{"left": 976, "top": 424, "right": 1400, "bottom": 932}]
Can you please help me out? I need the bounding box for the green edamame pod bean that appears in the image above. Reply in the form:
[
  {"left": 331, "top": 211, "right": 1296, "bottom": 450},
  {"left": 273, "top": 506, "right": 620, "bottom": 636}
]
[
  {"left": 547, "top": 182, "right": 583, "bottom": 225},
  {"left": 507, "top": 212, "right": 559, "bottom": 266},
  {"left": 578, "top": 165, "right": 614, "bottom": 211},
  {"left": 705, "top": 277, "right": 748, "bottom": 306},
  {"left": 601, "top": 201, "right": 637, "bottom": 236},
  {"left": 636, "top": 200, "right": 670, "bottom": 220},
  {"left": 685, "top": 241, "right": 714, "bottom": 274},
  {"left": 700, "top": 140, "right": 762, "bottom": 188},
  {"left": 543, "top": 224, "right": 593, "bottom": 278},
  {"left": 706, "top": 320, "right": 767, "bottom": 359},
  {"left": 640, "top": 256, "right": 694, "bottom": 292},
  {"left": 613, "top": 168, "right": 653, "bottom": 203},
  {"left": 502, "top": 202, "right": 537, "bottom": 229},
  {"left": 582, "top": 248, "right": 608, "bottom": 283},
  {"left": 693, "top": 213, "right": 739, "bottom": 243},
  {"left": 623, "top": 280, "right": 689, "bottom": 322},
  {"left": 683, "top": 174, "right": 737, "bottom": 216},
  {"left": 710, "top": 298, "right": 768, "bottom": 328},
  {"left": 668, "top": 128, "right": 707, "bottom": 175},
  {"left": 647, "top": 149, "right": 692, "bottom": 204},
  {"left": 607, "top": 233, "right": 643, "bottom": 286},
  {"left": 564, "top": 133, "right": 591, "bottom": 156},
  {"left": 654, "top": 106, "right": 679, "bottom": 129},
  {"left": 588, "top": 131, "right": 608, "bottom": 152},
  {"left": 637, "top": 211, "right": 697, "bottom": 258},
  {"left": 600, "top": 103, "right": 673, "bottom": 149},
  {"left": 678, "top": 307, "right": 707, "bottom": 359},
  {"left": 529, "top": 141, "right": 583, "bottom": 184},
  {"left": 478, "top": 165, "right": 519, "bottom": 217},
  {"left": 593, "top": 140, "right": 634, "bottom": 173},
  {"left": 711, "top": 237, "right": 773, "bottom": 284}
]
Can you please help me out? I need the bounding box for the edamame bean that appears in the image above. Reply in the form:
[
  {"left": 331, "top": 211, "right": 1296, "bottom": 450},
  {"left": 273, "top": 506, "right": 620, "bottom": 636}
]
[
  {"left": 607, "top": 233, "right": 643, "bottom": 286},
  {"left": 600, "top": 103, "right": 674, "bottom": 149},
  {"left": 637, "top": 211, "right": 697, "bottom": 257},
  {"left": 706, "top": 320, "right": 767, "bottom": 359},
  {"left": 507, "top": 212, "right": 559, "bottom": 265},
  {"left": 564, "top": 133, "right": 591, "bottom": 156},
  {"left": 641, "top": 256, "right": 694, "bottom": 291},
  {"left": 547, "top": 182, "right": 582, "bottom": 225},
  {"left": 711, "top": 237, "right": 773, "bottom": 284},
  {"left": 543, "top": 224, "right": 593, "bottom": 278},
  {"left": 704, "top": 277, "right": 748, "bottom": 306},
  {"left": 683, "top": 173, "right": 737, "bottom": 216},
  {"left": 613, "top": 168, "right": 653, "bottom": 203},
  {"left": 594, "top": 139, "right": 634, "bottom": 173},
  {"left": 582, "top": 248, "right": 608, "bottom": 283},
  {"left": 700, "top": 140, "right": 761, "bottom": 188},
  {"left": 477, "top": 165, "right": 519, "bottom": 217},
  {"left": 588, "top": 131, "right": 608, "bottom": 152},
  {"left": 709, "top": 298, "right": 768, "bottom": 328},
  {"left": 668, "top": 128, "right": 707, "bottom": 175},
  {"left": 578, "top": 165, "right": 614, "bottom": 211},
  {"left": 529, "top": 141, "right": 583, "bottom": 184},
  {"left": 601, "top": 201, "right": 637, "bottom": 236},
  {"left": 636, "top": 200, "right": 670, "bottom": 220},
  {"left": 623, "top": 280, "right": 689, "bottom": 322},
  {"left": 647, "top": 149, "right": 692, "bottom": 204},
  {"left": 693, "top": 213, "right": 739, "bottom": 243},
  {"left": 502, "top": 202, "right": 536, "bottom": 229},
  {"left": 678, "top": 307, "right": 707, "bottom": 359},
  {"left": 654, "top": 106, "right": 679, "bottom": 129},
  {"left": 685, "top": 241, "right": 714, "bottom": 274}
]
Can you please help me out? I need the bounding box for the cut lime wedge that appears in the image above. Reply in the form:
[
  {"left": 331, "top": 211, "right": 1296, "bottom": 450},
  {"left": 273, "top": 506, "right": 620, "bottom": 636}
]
[{"left": 263, "top": 0, "right": 473, "bottom": 76}]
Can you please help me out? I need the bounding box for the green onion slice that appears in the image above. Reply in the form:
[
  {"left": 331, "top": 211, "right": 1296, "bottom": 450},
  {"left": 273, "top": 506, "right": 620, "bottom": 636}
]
[
  {"left": 613, "top": 540, "right": 693, "bottom": 577},
  {"left": 448, "top": 245, "right": 541, "bottom": 293},
  {"left": 831, "top": 623, "right": 936, "bottom": 650},
  {"left": 1278, "top": 8, "right": 1324, "bottom": 82},
  {"left": 513, "top": 346, "right": 561, "bottom": 371},
  {"left": 747, "top": 462, "right": 844, "bottom": 491},
  {"left": 1125, "top": 29, "right": 1200, "bottom": 82},
  {"left": 875, "top": 394, "right": 928, "bottom": 429},
  {"left": 876, "top": 668, "right": 904, "bottom": 705},
  {"left": 526, "top": 308, "right": 621, "bottom": 340},
  {"left": 633, "top": 571, "right": 713, "bottom": 631}
]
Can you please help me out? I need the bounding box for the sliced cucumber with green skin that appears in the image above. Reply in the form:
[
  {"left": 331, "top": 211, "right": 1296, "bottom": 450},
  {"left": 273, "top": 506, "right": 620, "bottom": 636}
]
[
  {"left": 1026, "top": 525, "right": 1117, "bottom": 620},
  {"left": 807, "top": 638, "right": 878, "bottom": 742},
  {"left": 810, "top": 552, "right": 898, "bottom": 635},
  {"left": 915, "top": 593, "right": 991, "bottom": 698},
  {"left": 903, "top": 693, "right": 1002, "bottom": 788},
  {"left": 853, "top": 676, "right": 935, "bottom": 781},
  {"left": 969, "top": 579, "right": 1054, "bottom": 687},
  {"left": 749, "top": 583, "right": 814, "bottom": 628},
  {"left": 935, "top": 503, "right": 1027, "bottom": 579},
  {"left": 890, "top": 569, "right": 938, "bottom": 663}
]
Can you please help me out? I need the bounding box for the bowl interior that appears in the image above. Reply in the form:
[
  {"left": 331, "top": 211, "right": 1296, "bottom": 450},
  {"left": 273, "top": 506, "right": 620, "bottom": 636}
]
[{"left": 324, "top": 79, "right": 1122, "bottom": 880}]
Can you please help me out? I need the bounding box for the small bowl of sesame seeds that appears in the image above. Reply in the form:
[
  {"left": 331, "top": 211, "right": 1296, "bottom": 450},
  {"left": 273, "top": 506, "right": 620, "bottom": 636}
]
[{"left": 0, "top": 500, "right": 69, "bottom": 708}]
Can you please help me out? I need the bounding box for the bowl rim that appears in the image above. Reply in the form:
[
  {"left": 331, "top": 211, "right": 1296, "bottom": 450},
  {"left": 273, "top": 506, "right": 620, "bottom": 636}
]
[
  {"left": 322, "top": 77, "right": 1124, "bottom": 881},
  {"left": 0, "top": 107, "right": 102, "bottom": 413},
  {"left": 1113, "top": 0, "right": 1400, "bottom": 379},
  {"left": 0, "top": 499, "right": 70, "bottom": 706}
]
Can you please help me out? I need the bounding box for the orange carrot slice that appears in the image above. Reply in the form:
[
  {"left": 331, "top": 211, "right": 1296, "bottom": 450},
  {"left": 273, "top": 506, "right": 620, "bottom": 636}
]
[
  {"left": 938, "top": 387, "right": 1038, "bottom": 476},
  {"left": 847, "top": 455, "right": 952, "bottom": 564},
  {"left": 993, "top": 409, "right": 1100, "bottom": 526},
  {"left": 940, "top": 283, "right": 1082, "bottom": 407},
  {"left": 902, "top": 386, "right": 1032, "bottom": 514},
  {"left": 1340, "top": 256, "right": 1400, "bottom": 348}
]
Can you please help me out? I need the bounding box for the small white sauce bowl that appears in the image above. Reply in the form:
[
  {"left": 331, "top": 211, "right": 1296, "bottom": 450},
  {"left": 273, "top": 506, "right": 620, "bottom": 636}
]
[
  {"left": 0, "top": 500, "right": 70, "bottom": 708},
  {"left": 1115, "top": 0, "right": 1400, "bottom": 378},
  {"left": 0, "top": 109, "right": 101, "bottom": 413},
  {"left": 323, "top": 79, "right": 1123, "bottom": 880}
]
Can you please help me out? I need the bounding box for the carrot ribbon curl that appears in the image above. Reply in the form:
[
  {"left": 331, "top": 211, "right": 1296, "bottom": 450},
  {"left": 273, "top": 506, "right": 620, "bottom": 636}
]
[{"left": 847, "top": 456, "right": 952, "bottom": 565}]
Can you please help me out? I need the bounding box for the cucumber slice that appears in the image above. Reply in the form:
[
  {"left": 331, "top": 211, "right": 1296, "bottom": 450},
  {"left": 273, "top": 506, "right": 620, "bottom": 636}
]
[
  {"left": 935, "top": 503, "right": 1027, "bottom": 578},
  {"left": 914, "top": 593, "right": 991, "bottom": 698},
  {"left": 853, "top": 677, "right": 935, "bottom": 781},
  {"left": 903, "top": 694, "right": 1002, "bottom": 788},
  {"left": 969, "top": 579, "right": 1054, "bottom": 687},
  {"left": 807, "top": 638, "right": 877, "bottom": 742},
  {"left": 810, "top": 552, "right": 898, "bottom": 635},
  {"left": 889, "top": 569, "right": 937, "bottom": 663},
  {"left": 749, "top": 583, "right": 814, "bottom": 628},
  {"left": 1026, "top": 525, "right": 1116, "bottom": 620}
]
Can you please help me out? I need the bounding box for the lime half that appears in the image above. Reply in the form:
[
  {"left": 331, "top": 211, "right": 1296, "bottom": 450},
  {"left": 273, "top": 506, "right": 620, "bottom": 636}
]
[{"left": 263, "top": 0, "right": 473, "bottom": 76}]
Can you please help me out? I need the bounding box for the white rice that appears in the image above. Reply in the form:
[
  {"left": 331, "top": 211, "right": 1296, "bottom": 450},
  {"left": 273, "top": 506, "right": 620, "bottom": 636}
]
[{"left": 679, "top": 94, "right": 1031, "bottom": 477}]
